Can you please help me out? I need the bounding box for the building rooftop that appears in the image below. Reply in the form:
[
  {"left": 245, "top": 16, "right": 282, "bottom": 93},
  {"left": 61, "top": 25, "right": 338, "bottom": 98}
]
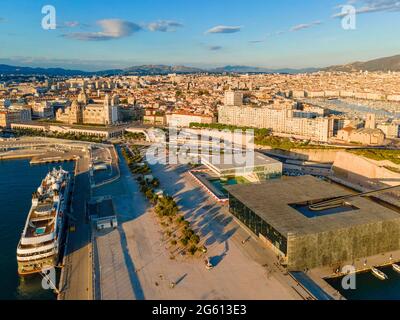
[
  {"left": 201, "top": 151, "right": 280, "bottom": 171},
  {"left": 225, "top": 175, "right": 400, "bottom": 237}
]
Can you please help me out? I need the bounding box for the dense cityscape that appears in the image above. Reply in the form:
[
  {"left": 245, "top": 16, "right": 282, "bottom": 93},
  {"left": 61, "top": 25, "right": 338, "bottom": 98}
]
[{"left": 1, "top": 0, "right": 400, "bottom": 312}]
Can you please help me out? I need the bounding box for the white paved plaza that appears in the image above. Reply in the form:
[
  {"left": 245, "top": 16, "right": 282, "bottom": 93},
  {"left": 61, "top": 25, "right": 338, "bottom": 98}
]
[{"left": 93, "top": 150, "right": 302, "bottom": 300}]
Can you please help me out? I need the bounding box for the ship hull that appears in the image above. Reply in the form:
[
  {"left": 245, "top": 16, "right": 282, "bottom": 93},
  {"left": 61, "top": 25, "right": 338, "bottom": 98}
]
[{"left": 17, "top": 252, "right": 58, "bottom": 276}]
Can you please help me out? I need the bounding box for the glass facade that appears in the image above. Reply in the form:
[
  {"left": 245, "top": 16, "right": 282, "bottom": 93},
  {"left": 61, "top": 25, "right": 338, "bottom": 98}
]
[
  {"left": 256, "top": 171, "right": 282, "bottom": 181},
  {"left": 220, "top": 166, "right": 282, "bottom": 180},
  {"left": 229, "top": 194, "right": 287, "bottom": 254}
]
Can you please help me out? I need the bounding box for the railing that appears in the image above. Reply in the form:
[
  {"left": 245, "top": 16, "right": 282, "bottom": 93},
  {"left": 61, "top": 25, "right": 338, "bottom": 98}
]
[
  {"left": 17, "top": 243, "right": 55, "bottom": 255},
  {"left": 309, "top": 184, "right": 400, "bottom": 211},
  {"left": 20, "top": 232, "right": 55, "bottom": 245},
  {"left": 17, "top": 250, "right": 56, "bottom": 262}
]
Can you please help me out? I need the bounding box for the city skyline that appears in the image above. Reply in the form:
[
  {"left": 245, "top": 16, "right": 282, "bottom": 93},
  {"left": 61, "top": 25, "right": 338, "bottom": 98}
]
[
  {"left": 2, "top": 0, "right": 400, "bottom": 306},
  {"left": 1, "top": 0, "right": 400, "bottom": 71}
]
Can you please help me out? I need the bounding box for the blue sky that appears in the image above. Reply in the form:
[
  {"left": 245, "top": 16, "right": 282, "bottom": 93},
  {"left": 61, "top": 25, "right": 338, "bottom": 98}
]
[{"left": 0, "top": 0, "right": 399, "bottom": 70}]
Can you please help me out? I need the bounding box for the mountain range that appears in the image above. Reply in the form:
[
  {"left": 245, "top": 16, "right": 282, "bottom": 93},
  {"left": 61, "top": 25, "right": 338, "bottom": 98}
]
[
  {"left": 323, "top": 54, "right": 400, "bottom": 72},
  {"left": 0, "top": 64, "right": 316, "bottom": 76},
  {"left": 1, "top": 54, "right": 400, "bottom": 76}
]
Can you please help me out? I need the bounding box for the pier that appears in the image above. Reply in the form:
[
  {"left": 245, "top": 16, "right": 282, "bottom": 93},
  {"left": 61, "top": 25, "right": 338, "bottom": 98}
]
[
  {"left": 0, "top": 137, "right": 98, "bottom": 300},
  {"left": 30, "top": 154, "right": 78, "bottom": 165},
  {"left": 57, "top": 152, "right": 93, "bottom": 300}
]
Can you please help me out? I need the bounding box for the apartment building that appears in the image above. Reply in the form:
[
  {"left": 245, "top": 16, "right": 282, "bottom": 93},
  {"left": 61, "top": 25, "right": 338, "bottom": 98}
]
[
  {"left": 218, "top": 104, "right": 331, "bottom": 142},
  {"left": 224, "top": 90, "right": 243, "bottom": 107},
  {"left": 0, "top": 110, "right": 22, "bottom": 128},
  {"left": 8, "top": 104, "right": 32, "bottom": 122},
  {"left": 143, "top": 109, "right": 166, "bottom": 126}
]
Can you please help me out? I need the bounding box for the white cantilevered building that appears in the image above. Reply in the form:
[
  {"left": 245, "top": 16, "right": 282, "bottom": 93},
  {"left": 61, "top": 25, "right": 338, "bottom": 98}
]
[{"left": 200, "top": 151, "right": 282, "bottom": 181}]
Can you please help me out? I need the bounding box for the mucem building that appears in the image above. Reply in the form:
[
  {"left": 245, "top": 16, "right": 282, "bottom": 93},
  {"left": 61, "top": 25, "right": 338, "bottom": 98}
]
[{"left": 226, "top": 176, "right": 400, "bottom": 271}]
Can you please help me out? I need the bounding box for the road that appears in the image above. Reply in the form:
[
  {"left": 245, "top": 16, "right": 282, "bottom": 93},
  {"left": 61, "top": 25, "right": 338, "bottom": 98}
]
[{"left": 59, "top": 153, "right": 93, "bottom": 300}]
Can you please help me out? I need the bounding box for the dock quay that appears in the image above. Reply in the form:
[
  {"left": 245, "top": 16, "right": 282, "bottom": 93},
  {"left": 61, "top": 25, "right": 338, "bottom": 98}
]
[
  {"left": 317, "top": 252, "right": 400, "bottom": 280},
  {"left": 0, "top": 150, "right": 78, "bottom": 165},
  {"left": 307, "top": 250, "right": 400, "bottom": 299},
  {"left": 57, "top": 160, "right": 93, "bottom": 300},
  {"left": 30, "top": 154, "right": 78, "bottom": 165},
  {"left": 0, "top": 137, "right": 125, "bottom": 300},
  {"left": 0, "top": 153, "right": 38, "bottom": 161}
]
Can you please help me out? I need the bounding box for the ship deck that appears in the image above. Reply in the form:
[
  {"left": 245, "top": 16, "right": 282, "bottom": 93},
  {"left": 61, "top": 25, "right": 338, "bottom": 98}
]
[{"left": 25, "top": 201, "right": 57, "bottom": 238}]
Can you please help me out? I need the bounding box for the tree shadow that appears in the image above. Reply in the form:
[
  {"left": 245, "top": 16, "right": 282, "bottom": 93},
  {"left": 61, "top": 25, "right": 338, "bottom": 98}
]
[
  {"left": 175, "top": 273, "right": 188, "bottom": 286},
  {"left": 209, "top": 241, "right": 230, "bottom": 267}
]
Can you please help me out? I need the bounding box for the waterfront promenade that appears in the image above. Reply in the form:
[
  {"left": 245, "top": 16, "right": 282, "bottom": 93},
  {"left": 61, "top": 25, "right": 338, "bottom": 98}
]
[{"left": 91, "top": 148, "right": 306, "bottom": 300}]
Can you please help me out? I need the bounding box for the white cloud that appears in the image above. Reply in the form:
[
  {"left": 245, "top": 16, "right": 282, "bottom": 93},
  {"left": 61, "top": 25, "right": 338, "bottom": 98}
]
[
  {"left": 206, "top": 25, "right": 241, "bottom": 34},
  {"left": 333, "top": 0, "right": 400, "bottom": 17},
  {"left": 147, "top": 20, "right": 183, "bottom": 32},
  {"left": 64, "top": 21, "right": 80, "bottom": 28},
  {"left": 56, "top": 21, "right": 80, "bottom": 29},
  {"left": 249, "top": 39, "right": 265, "bottom": 44},
  {"left": 208, "top": 45, "right": 223, "bottom": 51},
  {"left": 290, "top": 20, "right": 322, "bottom": 32},
  {"left": 63, "top": 19, "right": 142, "bottom": 41}
]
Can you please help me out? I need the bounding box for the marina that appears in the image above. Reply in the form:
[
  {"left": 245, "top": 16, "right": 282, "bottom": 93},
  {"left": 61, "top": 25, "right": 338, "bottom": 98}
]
[
  {"left": 371, "top": 267, "right": 388, "bottom": 281},
  {"left": 326, "top": 265, "right": 400, "bottom": 300},
  {"left": 393, "top": 264, "right": 400, "bottom": 273}
]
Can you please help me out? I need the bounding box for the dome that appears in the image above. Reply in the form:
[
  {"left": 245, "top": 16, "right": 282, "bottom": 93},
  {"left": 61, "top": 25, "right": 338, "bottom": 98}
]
[{"left": 78, "top": 90, "right": 88, "bottom": 104}]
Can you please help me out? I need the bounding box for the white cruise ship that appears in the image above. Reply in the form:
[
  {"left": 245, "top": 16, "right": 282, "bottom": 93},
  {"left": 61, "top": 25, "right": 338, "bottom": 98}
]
[{"left": 17, "top": 167, "right": 71, "bottom": 276}]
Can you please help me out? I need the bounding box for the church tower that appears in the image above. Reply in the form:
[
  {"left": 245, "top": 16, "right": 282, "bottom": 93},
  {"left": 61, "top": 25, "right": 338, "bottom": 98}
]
[
  {"left": 70, "top": 100, "right": 83, "bottom": 124},
  {"left": 365, "top": 113, "right": 376, "bottom": 129},
  {"left": 78, "top": 89, "right": 88, "bottom": 105},
  {"left": 111, "top": 94, "right": 120, "bottom": 106},
  {"left": 104, "top": 94, "right": 112, "bottom": 125}
]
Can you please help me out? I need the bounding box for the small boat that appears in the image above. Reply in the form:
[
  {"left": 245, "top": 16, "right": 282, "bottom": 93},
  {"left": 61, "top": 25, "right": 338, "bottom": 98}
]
[
  {"left": 392, "top": 264, "right": 400, "bottom": 274},
  {"left": 371, "top": 267, "right": 388, "bottom": 280}
]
